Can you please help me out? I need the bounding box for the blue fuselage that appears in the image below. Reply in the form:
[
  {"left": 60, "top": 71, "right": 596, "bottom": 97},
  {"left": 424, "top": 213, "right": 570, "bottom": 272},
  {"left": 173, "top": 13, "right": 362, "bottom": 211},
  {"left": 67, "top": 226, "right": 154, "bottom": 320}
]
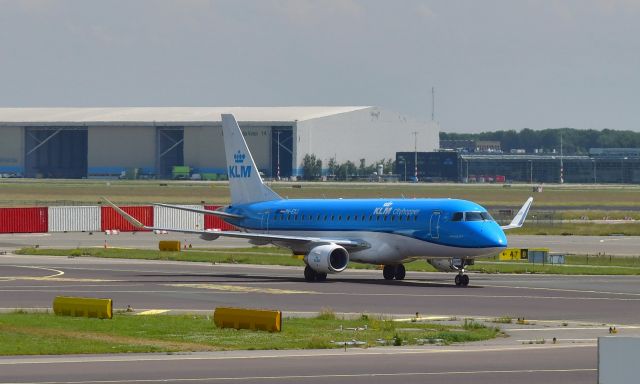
[{"left": 222, "top": 198, "right": 507, "bottom": 263}]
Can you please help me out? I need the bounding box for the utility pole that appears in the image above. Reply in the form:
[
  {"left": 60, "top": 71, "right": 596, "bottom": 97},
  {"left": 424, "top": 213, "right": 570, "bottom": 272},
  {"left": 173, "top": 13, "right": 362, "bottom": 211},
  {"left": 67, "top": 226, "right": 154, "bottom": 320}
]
[
  {"left": 431, "top": 86, "right": 435, "bottom": 121},
  {"left": 412, "top": 131, "right": 419, "bottom": 180},
  {"left": 559, "top": 133, "right": 564, "bottom": 184},
  {"left": 276, "top": 131, "right": 281, "bottom": 181}
]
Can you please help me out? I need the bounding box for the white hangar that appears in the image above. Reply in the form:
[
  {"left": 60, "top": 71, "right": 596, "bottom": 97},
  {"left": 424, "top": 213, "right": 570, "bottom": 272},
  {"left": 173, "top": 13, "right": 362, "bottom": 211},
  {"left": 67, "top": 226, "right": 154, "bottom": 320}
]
[{"left": 0, "top": 107, "right": 439, "bottom": 179}]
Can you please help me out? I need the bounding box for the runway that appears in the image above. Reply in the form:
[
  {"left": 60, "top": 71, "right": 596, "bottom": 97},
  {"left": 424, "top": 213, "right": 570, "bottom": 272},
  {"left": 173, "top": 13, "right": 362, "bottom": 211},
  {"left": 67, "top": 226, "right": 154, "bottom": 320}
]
[
  {"left": 1, "top": 254, "right": 639, "bottom": 323},
  {"left": 0, "top": 344, "right": 596, "bottom": 384},
  {"left": 1, "top": 236, "right": 639, "bottom": 383}
]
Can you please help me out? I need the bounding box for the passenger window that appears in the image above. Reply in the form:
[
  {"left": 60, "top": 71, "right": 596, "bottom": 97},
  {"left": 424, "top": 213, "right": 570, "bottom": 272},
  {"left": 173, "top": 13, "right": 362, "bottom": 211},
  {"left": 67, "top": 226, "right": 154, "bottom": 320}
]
[
  {"left": 317, "top": 214, "right": 321, "bottom": 221},
  {"left": 301, "top": 214, "right": 305, "bottom": 220},
  {"left": 287, "top": 215, "right": 291, "bottom": 221},
  {"left": 451, "top": 212, "right": 463, "bottom": 222},
  {"left": 338, "top": 215, "right": 342, "bottom": 221},
  {"left": 331, "top": 215, "right": 335, "bottom": 221},
  {"left": 346, "top": 215, "right": 350, "bottom": 221}
]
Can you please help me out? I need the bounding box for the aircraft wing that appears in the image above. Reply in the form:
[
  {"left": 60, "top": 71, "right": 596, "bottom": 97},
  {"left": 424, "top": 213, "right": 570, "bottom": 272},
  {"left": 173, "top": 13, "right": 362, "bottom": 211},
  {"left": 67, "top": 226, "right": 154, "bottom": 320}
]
[
  {"left": 102, "top": 198, "right": 368, "bottom": 250},
  {"left": 501, "top": 197, "right": 534, "bottom": 230}
]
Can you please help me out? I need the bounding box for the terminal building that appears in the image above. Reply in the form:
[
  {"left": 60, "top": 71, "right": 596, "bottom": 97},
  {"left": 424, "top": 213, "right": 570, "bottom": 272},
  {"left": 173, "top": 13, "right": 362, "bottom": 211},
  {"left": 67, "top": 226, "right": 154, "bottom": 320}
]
[
  {"left": 396, "top": 148, "right": 640, "bottom": 184},
  {"left": 0, "top": 107, "right": 439, "bottom": 179}
]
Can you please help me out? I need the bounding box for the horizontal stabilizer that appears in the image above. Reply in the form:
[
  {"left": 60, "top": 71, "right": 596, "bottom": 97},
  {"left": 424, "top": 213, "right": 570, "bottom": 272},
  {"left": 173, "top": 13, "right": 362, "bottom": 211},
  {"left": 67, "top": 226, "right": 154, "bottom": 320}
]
[{"left": 153, "top": 203, "right": 243, "bottom": 219}]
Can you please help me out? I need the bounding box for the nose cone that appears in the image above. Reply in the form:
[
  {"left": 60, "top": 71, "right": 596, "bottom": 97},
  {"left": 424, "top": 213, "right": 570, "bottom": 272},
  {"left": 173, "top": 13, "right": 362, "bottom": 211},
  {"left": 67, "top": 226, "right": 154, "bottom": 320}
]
[{"left": 476, "top": 224, "right": 507, "bottom": 249}]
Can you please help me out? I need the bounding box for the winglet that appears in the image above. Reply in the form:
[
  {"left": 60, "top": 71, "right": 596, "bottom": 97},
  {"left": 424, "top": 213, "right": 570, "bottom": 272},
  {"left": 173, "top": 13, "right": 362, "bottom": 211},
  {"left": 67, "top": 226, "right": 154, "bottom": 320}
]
[
  {"left": 101, "top": 197, "right": 148, "bottom": 230},
  {"left": 501, "top": 197, "right": 534, "bottom": 230}
]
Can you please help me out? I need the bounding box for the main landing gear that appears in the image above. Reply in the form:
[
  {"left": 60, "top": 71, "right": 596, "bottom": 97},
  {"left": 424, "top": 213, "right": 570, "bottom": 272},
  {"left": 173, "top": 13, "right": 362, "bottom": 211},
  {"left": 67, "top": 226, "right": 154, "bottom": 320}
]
[
  {"left": 383, "top": 264, "right": 406, "bottom": 281},
  {"left": 304, "top": 265, "right": 327, "bottom": 282},
  {"left": 454, "top": 271, "right": 470, "bottom": 287}
]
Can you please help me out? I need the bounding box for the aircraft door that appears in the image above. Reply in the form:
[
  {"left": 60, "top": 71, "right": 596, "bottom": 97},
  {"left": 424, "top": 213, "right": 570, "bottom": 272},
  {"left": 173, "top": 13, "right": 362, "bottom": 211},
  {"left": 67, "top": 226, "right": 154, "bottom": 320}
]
[
  {"left": 260, "top": 211, "right": 270, "bottom": 233},
  {"left": 429, "top": 211, "right": 441, "bottom": 239}
]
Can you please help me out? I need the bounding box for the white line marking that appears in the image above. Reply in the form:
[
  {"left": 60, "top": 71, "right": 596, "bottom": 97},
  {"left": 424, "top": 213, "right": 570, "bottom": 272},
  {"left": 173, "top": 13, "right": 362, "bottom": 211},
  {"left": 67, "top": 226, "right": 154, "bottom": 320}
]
[
  {"left": 477, "top": 282, "right": 640, "bottom": 297},
  {"left": 0, "top": 343, "right": 595, "bottom": 365},
  {"left": 2, "top": 368, "right": 597, "bottom": 383}
]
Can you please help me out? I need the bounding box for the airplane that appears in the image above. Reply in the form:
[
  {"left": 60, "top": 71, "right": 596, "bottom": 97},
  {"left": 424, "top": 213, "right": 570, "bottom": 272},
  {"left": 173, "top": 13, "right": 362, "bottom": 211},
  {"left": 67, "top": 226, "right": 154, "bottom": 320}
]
[{"left": 104, "top": 113, "right": 533, "bottom": 287}]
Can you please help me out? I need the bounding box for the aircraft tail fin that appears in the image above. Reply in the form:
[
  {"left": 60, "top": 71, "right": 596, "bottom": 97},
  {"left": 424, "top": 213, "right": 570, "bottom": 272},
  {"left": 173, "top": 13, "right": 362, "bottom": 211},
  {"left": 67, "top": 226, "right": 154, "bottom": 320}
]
[{"left": 222, "top": 114, "right": 282, "bottom": 205}]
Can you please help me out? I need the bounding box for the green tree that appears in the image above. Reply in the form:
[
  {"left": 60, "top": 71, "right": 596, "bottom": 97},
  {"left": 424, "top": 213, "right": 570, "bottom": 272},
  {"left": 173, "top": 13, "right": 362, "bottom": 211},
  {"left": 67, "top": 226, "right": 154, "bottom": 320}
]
[{"left": 301, "top": 154, "right": 322, "bottom": 180}]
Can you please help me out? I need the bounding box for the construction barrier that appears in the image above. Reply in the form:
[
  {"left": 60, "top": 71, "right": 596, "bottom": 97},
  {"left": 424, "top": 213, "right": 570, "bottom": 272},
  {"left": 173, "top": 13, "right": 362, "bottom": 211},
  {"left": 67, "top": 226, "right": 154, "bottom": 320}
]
[
  {"left": 53, "top": 296, "right": 113, "bottom": 319},
  {"left": 159, "top": 240, "right": 181, "bottom": 252},
  {"left": 214, "top": 307, "right": 282, "bottom": 332},
  {"left": 154, "top": 204, "right": 204, "bottom": 231},
  {"left": 101, "top": 205, "right": 153, "bottom": 232},
  {"left": 0, "top": 207, "right": 48, "bottom": 233}
]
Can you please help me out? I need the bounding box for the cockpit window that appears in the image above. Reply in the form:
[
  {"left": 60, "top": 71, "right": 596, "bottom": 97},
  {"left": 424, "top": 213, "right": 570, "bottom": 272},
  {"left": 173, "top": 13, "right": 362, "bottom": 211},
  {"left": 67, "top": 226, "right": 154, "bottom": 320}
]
[
  {"left": 481, "top": 212, "right": 494, "bottom": 221},
  {"left": 451, "top": 212, "right": 464, "bottom": 221},
  {"left": 465, "top": 212, "right": 484, "bottom": 221}
]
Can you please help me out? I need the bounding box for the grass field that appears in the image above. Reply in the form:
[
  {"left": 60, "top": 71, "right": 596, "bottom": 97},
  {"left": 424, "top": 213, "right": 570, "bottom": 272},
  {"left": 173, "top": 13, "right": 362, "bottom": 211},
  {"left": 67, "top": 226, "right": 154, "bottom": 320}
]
[
  {"left": 15, "top": 247, "right": 640, "bottom": 275},
  {"left": 1, "top": 179, "right": 640, "bottom": 209},
  {"left": 508, "top": 222, "right": 640, "bottom": 236},
  {"left": 0, "top": 311, "right": 498, "bottom": 355}
]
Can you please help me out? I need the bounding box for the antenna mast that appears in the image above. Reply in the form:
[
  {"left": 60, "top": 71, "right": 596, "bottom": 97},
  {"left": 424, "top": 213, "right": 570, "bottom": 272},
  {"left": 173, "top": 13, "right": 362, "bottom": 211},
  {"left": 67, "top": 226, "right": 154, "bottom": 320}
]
[{"left": 431, "top": 86, "right": 435, "bottom": 121}]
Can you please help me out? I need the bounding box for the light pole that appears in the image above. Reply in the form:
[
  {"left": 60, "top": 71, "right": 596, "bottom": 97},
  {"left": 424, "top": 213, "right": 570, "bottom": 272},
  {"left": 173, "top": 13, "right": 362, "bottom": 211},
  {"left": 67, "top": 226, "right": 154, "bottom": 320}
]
[
  {"left": 592, "top": 159, "right": 597, "bottom": 184},
  {"left": 528, "top": 160, "right": 533, "bottom": 184},
  {"left": 398, "top": 156, "right": 406, "bottom": 182},
  {"left": 412, "top": 131, "right": 419, "bottom": 181},
  {"left": 275, "top": 131, "right": 281, "bottom": 181},
  {"left": 621, "top": 157, "right": 628, "bottom": 184}
]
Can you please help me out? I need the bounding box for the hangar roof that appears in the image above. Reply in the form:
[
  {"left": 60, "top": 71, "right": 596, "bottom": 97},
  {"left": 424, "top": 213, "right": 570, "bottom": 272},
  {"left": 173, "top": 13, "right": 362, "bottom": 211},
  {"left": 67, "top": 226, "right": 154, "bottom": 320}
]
[{"left": 0, "top": 107, "right": 370, "bottom": 126}]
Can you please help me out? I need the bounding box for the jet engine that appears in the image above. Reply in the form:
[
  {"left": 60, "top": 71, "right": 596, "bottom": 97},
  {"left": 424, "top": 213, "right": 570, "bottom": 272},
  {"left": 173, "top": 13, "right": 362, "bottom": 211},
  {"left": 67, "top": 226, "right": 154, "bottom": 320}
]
[
  {"left": 427, "top": 257, "right": 473, "bottom": 272},
  {"left": 304, "top": 244, "right": 349, "bottom": 274}
]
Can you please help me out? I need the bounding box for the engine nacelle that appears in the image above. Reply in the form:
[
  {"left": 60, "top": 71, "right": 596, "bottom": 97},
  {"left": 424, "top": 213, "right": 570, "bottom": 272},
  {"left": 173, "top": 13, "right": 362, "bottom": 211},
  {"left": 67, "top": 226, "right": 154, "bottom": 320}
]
[
  {"left": 427, "top": 257, "right": 473, "bottom": 272},
  {"left": 304, "top": 244, "right": 349, "bottom": 274}
]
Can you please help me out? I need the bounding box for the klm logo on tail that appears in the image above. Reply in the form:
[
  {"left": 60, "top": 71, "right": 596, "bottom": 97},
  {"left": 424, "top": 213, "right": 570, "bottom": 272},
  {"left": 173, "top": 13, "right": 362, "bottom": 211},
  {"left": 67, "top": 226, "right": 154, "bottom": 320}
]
[{"left": 229, "top": 150, "right": 252, "bottom": 178}]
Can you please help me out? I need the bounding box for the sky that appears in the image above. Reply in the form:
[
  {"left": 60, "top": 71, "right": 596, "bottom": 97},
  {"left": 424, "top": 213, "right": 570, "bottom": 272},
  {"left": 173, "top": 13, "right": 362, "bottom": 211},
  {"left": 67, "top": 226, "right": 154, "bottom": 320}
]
[{"left": 0, "top": 0, "right": 639, "bottom": 133}]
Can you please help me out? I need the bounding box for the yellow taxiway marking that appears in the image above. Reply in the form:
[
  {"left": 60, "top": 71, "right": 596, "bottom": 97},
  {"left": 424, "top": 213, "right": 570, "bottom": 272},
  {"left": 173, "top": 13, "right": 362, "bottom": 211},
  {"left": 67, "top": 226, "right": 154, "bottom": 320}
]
[
  {"left": 166, "top": 283, "right": 316, "bottom": 295},
  {"left": 136, "top": 310, "right": 170, "bottom": 316},
  {"left": 0, "top": 265, "right": 64, "bottom": 281}
]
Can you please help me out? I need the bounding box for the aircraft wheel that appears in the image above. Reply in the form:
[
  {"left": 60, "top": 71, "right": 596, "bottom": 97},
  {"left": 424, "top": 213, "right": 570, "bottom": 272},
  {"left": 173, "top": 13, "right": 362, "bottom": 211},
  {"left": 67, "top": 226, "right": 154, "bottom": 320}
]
[
  {"left": 383, "top": 265, "right": 395, "bottom": 280},
  {"left": 454, "top": 274, "right": 462, "bottom": 286},
  {"left": 316, "top": 272, "right": 328, "bottom": 282},
  {"left": 394, "top": 264, "right": 406, "bottom": 280},
  {"left": 461, "top": 274, "right": 470, "bottom": 287},
  {"left": 304, "top": 266, "right": 317, "bottom": 282}
]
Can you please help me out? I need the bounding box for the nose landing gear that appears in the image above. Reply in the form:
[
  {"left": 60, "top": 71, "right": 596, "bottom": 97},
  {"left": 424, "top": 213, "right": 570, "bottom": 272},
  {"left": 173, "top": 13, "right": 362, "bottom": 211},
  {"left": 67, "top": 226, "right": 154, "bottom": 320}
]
[{"left": 453, "top": 258, "right": 470, "bottom": 287}]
